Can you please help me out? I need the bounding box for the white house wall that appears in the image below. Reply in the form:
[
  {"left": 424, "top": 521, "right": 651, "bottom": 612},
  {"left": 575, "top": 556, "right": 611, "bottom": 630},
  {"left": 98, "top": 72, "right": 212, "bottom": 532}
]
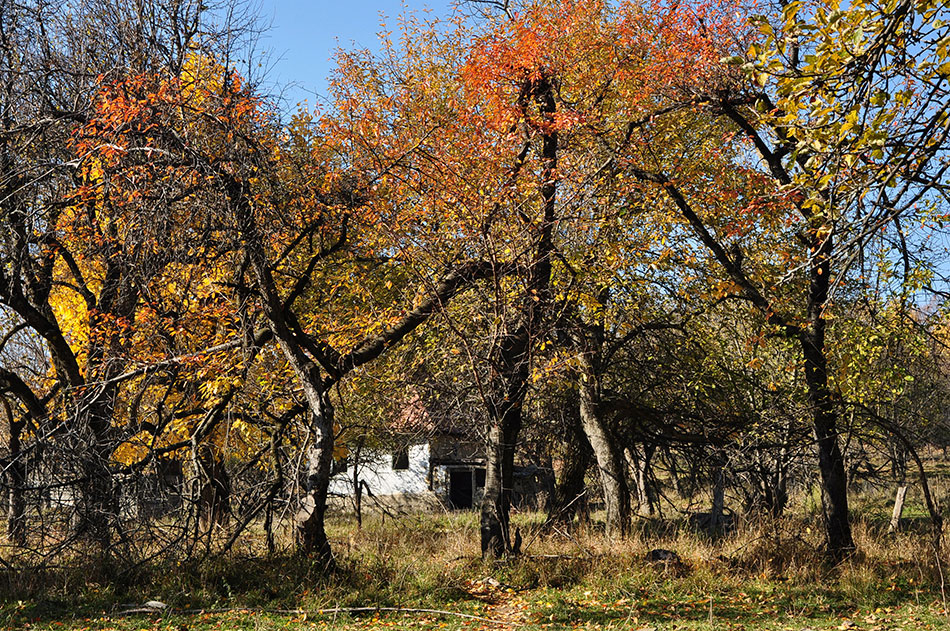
[{"left": 328, "top": 443, "right": 431, "bottom": 497}]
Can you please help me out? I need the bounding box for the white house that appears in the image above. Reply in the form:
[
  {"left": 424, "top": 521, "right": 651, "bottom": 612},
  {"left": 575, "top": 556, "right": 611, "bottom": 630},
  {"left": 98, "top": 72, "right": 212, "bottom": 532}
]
[
  {"left": 328, "top": 435, "right": 488, "bottom": 512},
  {"left": 327, "top": 392, "right": 551, "bottom": 513},
  {"left": 328, "top": 434, "right": 550, "bottom": 513}
]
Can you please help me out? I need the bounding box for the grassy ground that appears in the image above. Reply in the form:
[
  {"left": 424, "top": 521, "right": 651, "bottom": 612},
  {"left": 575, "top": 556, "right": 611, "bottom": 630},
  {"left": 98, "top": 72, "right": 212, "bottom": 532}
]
[{"left": 2, "top": 507, "right": 949, "bottom": 630}]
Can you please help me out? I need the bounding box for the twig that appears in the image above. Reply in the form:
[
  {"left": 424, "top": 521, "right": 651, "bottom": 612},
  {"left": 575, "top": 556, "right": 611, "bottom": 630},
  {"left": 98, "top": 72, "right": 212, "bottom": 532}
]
[
  {"left": 551, "top": 525, "right": 594, "bottom": 559},
  {"left": 519, "top": 490, "right": 588, "bottom": 554}
]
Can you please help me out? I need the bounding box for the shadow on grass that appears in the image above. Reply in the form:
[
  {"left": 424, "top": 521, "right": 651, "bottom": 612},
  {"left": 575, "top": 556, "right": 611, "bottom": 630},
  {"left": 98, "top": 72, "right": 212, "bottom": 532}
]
[{"left": 540, "top": 581, "right": 939, "bottom": 628}]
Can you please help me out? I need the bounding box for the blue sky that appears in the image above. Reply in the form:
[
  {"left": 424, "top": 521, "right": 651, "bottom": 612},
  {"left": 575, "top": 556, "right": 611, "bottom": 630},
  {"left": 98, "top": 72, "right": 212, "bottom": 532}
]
[{"left": 258, "top": 0, "right": 459, "bottom": 111}]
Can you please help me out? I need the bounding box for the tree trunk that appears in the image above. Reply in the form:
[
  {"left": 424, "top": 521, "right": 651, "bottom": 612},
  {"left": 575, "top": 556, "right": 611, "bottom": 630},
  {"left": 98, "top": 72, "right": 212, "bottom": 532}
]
[
  {"left": 888, "top": 438, "right": 909, "bottom": 535},
  {"left": 479, "top": 323, "right": 530, "bottom": 558},
  {"left": 801, "top": 231, "right": 854, "bottom": 562},
  {"left": 293, "top": 386, "right": 335, "bottom": 563},
  {"left": 73, "top": 394, "right": 119, "bottom": 551},
  {"left": 353, "top": 438, "right": 364, "bottom": 529},
  {"left": 889, "top": 485, "right": 908, "bottom": 534},
  {"left": 480, "top": 399, "right": 523, "bottom": 558},
  {"left": 481, "top": 422, "right": 506, "bottom": 558},
  {"left": 75, "top": 450, "right": 117, "bottom": 550},
  {"left": 3, "top": 400, "right": 25, "bottom": 546},
  {"left": 710, "top": 452, "right": 726, "bottom": 531},
  {"left": 233, "top": 181, "right": 336, "bottom": 564},
  {"left": 807, "top": 363, "right": 853, "bottom": 562},
  {"left": 547, "top": 414, "right": 592, "bottom": 526},
  {"left": 770, "top": 442, "right": 790, "bottom": 518},
  {"left": 196, "top": 444, "right": 231, "bottom": 531},
  {"left": 627, "top": 444, "right": 656, "bottom": 517},
  {"left": 578, "top": 361, "right": 629, "bottom": 539},
  {"left": 479, "top": 73, "right": 558, "bottom": 559}
]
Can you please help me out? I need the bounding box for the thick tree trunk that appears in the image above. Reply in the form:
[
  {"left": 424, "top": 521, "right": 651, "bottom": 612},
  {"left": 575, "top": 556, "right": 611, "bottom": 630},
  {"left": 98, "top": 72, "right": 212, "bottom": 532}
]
[
  {"left": 72, "top": 262, "right": 140, "bottom": 551},
  {"left": 547, "top": 414, "right": 592, "bottom": 526},
  {"left": 196, "top": 444, "right": 231, "bottom": 531},
  {"left": 73, "top": 395, "right": 119, "bottom": 551},
  {"left": 479, "top": 286, "right": 533, "bottom": 560},
  {"left": 292, "top": 378, "right": 335, "bottom": 563},
  {"left": 296, "top": 443, "right": 333, "bottom": 559},
  {"left": 578, "top": 360, "right": 629, "bottom": 539},
  {"left": 802, "top": 231, "right": 854, "bottom": 562},
  {"left": 481, "top": 423, "right": 507, "bottom": 558},
  {"left": 480, "top": 393, "right": 524, "bottom": 558},
  {"left": 807, "top": 352, "right": 853, "bottom": 562},
  {"left": 76, "top": 449, "right": 117, "bottom": 550}
]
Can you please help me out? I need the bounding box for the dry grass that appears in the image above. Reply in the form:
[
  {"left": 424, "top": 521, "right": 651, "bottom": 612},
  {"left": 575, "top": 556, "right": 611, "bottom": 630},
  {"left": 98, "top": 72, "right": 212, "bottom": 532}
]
[{"left": 2, "top": 485, "right": 950, "bottom": 629}]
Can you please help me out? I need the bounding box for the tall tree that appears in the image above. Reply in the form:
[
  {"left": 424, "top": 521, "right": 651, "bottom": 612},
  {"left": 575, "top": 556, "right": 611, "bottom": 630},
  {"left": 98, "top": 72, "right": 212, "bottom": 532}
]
[
  {"left": 0, "top": 0, "right": 253, "bottom": 550},
  {"left": 614, "top": 0, "right": 950, "bottom": 560}
]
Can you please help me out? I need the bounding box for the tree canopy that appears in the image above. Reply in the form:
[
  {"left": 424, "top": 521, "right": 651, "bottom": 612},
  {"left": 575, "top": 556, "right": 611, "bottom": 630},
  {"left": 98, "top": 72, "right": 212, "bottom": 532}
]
[{"left": 0, "top": 0, "right": 948, "bottom": 568}]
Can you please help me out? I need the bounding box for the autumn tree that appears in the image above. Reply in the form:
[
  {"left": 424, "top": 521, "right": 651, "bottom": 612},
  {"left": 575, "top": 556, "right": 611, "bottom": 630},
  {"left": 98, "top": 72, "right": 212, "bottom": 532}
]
[
  {"left": 327, "top": 0, "right": 750, "bottom": 552},
  {"left": 0, "top": 0, "right": 267, "bottom": 551},
  {"left": 599, "top": 0, "right": 950, "bottom": 559}
]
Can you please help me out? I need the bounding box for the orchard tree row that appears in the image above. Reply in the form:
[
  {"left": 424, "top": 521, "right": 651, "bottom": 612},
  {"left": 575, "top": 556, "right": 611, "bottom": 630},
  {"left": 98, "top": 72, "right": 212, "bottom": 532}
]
[{"left": 0, "top": 0, "right": 948, "bottom": 569}]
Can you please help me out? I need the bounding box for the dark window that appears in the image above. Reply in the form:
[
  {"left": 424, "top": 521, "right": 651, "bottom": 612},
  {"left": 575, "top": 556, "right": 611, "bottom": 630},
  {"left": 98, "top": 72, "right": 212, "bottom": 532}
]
[
  {"left": 332, "top": 457, "right": 348, "bottom": 475},
  {"left": 475, "top": 468, "right": 486, "bottom": 488},
  {"left": 392, "top": 448, "right": 410, "bottom": 470}
]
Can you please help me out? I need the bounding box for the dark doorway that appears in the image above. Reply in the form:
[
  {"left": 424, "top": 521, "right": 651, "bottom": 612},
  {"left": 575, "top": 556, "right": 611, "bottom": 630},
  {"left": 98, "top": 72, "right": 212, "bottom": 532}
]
[{"left": 449, "top": 469, "right": 474, "bottom": 509}]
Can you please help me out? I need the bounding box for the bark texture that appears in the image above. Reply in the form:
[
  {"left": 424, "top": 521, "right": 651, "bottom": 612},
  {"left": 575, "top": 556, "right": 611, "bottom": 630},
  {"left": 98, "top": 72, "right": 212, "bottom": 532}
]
[
  {"left": 547, "top": 415, "right": 593, "bottom": 526},
  {"left": 578, "top": 354, "right": 629, "bottom": 539},
  {"left": 479, "top": 73, "right": 558, "bottom": 558}
]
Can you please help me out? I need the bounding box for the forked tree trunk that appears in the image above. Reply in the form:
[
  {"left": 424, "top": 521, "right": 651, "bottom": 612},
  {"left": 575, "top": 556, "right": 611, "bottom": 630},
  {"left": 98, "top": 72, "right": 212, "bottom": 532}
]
[{"left": 480, "top": 384, "right": 524, "bottom": 558}]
